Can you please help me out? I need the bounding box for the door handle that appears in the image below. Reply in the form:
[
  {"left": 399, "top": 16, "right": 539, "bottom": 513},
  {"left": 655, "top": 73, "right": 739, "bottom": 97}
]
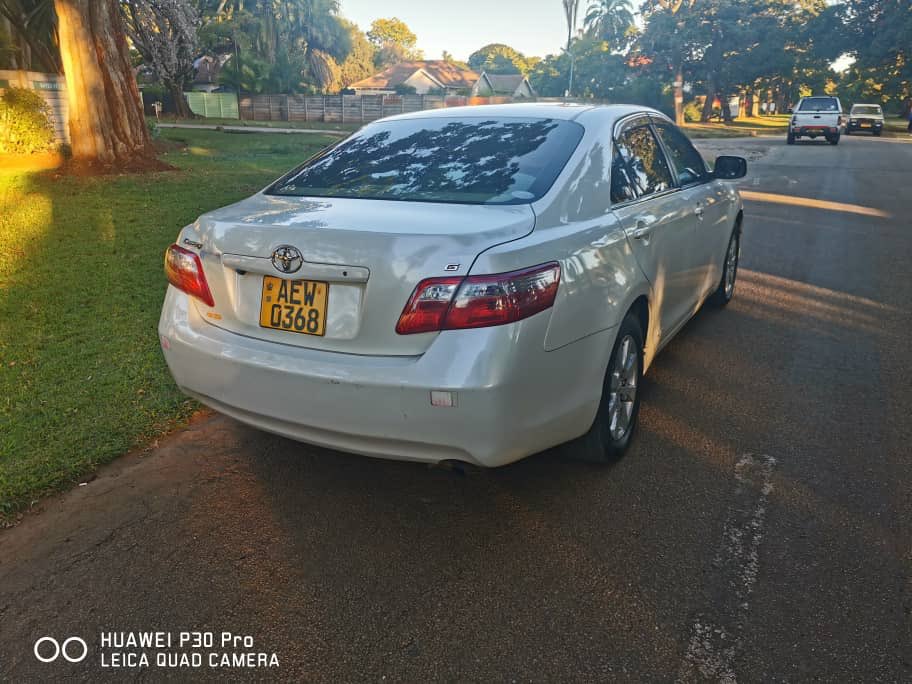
[{"left": 632, "top": 222, "right": 652, "bottom": 240}]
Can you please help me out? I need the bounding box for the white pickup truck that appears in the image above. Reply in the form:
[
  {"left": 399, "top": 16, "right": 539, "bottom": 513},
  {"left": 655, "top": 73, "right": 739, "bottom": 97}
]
[{"left": 788, "top": 96, "right": 844, "bottom": 146}]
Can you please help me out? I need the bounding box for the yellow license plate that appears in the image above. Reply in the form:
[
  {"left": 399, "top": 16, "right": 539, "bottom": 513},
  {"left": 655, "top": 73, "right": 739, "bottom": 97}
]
[
  {"left": 259, "top": 276, "right": 328, "bottom": 336},
  {"left": 860, "top": 123, "right": 871, "bottom": 128}
]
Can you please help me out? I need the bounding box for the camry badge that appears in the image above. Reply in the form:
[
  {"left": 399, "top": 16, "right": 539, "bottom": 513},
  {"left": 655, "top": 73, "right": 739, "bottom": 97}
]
[{"left": 271, "top": 245, "right": 304, "bottom": 274}]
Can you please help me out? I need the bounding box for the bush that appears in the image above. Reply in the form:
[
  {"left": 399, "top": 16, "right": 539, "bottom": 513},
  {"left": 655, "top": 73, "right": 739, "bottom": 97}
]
[
  {"left": 0, "top": 87, "right": 56, "bottom": 154},
  {"left": 684, "top": 99, "right": 703, "bottom": 123}
]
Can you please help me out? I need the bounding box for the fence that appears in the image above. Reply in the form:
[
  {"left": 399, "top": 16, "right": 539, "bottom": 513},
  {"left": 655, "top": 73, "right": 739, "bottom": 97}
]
[
  {"left": 0, "top": 70, "right": 69, "bottom": 142},
  {"left": 184, "top": 91, "right": 239, "bottom": 119},
  {"left": 179, "top": 92, "right": 517, "bottom": 124}
]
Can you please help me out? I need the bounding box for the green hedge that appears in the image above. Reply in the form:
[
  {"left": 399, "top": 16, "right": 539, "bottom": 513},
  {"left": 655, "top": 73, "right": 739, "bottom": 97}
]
[{"left": 0, "top": 87, "right": 56, "bottom": 154}]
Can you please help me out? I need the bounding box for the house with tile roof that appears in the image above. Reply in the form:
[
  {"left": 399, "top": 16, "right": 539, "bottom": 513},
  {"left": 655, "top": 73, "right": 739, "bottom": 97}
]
[{"left": 348, "top": 60, "right": 480, "bottom": 95}]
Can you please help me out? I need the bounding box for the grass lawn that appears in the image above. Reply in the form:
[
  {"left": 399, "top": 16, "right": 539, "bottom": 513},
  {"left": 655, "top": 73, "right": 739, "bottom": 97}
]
[
  {"left": 154, "top": 116, "right": 361, "bottom": 134},
  {"left": 0, "top": 128, "right": 337, "bottom": 523},
  {"left": 683, "top": 114, "right": 790, "bottom": 138},
  {"left": 883, "top": 117, "right": 911, "bottom": 136}
]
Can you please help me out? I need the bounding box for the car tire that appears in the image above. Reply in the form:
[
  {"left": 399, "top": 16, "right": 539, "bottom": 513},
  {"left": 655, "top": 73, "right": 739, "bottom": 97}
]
[
  {"left": 874, "top": 130, "right": 882, "bottom": 137},
  {"left": 829, "top": 134, "right": 840, "bottom": 145},
  {"left": 845, "top": 129, "right": 851, "bottom": 135},
  {"left": 787, "top": 132, "right": 795, "bottom": 145},
  {"left": 710, "top": 227, "right": 741, "bottom": 307},
  {"left": 570, "top": 314, "right": 645, "bottom": 463}
]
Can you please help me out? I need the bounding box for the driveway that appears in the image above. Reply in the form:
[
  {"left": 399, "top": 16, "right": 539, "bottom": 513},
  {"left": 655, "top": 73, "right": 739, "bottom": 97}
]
[{"left": 1, "top": 134, "right": 911, "bottom": 681}]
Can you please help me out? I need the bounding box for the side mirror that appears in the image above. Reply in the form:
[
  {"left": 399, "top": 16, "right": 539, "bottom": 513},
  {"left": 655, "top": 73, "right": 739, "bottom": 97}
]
[
  {"left": 714, "top": 155, "right": 747, "bottom": 180},
  {"left": 787, "top": 107, "right": 793, "bottom": 114}
]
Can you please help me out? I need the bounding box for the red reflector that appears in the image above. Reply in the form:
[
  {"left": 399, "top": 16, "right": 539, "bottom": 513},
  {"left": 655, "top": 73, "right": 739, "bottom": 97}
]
[
  {"left": 395, "top": 263, "right": 561, "bottom": 335},
  {"left": 164, "top": 244, "right": 215, "bottom": 307}
]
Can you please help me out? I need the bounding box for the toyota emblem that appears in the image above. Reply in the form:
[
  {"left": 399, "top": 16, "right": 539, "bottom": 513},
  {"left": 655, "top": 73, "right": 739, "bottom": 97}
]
[{"left": 271, "top": 245, "right": 303, "bottom": 274}]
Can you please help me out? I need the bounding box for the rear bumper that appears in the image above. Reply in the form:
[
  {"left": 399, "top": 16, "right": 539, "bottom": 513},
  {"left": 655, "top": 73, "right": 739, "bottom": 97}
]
[
  {"left": 158, "top": 288, "right": 614, "bottom": 467},
  {"left": 792, "top": 125, "right": 840, "bottom": 137}
]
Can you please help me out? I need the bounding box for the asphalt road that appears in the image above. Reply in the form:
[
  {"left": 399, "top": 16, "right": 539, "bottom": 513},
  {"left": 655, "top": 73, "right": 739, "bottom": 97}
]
[{"left": 2, "top": 134, "right": 911, "bottom": 682}]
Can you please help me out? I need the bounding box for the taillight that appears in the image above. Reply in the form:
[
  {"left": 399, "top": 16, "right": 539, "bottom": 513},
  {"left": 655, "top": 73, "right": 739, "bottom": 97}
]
[
  {"left": 396, "top": 263, "right": 560, "bottom": 335},
  {"left": 164, "top": 244, "right": 214, "bottom": 307},
  {"left": 394, "top": 276, "right": 462, "bottom": 335}
]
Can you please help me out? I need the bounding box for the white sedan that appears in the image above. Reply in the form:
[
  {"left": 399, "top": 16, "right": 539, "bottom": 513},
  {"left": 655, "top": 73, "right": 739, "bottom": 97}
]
[{"left": 159, "top": 103, "right": 746, "bottom": 467}]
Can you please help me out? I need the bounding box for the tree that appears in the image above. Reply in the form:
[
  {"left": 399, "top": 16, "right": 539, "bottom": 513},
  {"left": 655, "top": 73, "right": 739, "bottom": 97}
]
[
  {"left": 562, "top": 0, "right": 581, "bottom": 53},
  {"left": 839, "top": 0, "right": 912, "bottom": 112},
  {"left": 0, "top": 0, "right": 60, "bottom": 71},
  {"left": 122, "top": 0, "right": 200, "bottom": 118},
  {"left": 53, "top": 0, "right": 158, "bottom": 169},
  {"left": 197, "top": 0, "right": 351, "bottom": 92},
  {"left": 638, "top": 0, "right": 697, "bottom": 124},
  {"left": 561, "top": 0, "right": 582, "bottom": 96},
  {"left": 467, "top": 43, "right": 531, "bottom": 74},
  {"left": 338, "top": 20, "right": 375, "bottom": 89},
  {"left": 367, "top": 17, "right": 420, "bottom": 68},
  {"left": 584, "top": 0, "right": 635, "bottom": 50},
  {"left": 561, "top": 0, "right": 579, "bottom": 52},
  {"left": 530, "top": 36, "right": 627, "bottom": 99}
]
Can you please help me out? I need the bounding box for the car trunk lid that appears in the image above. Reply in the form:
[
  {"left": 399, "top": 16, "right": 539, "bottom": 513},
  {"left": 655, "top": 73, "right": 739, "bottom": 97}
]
[{"left": 181, "top": 193, "right": 535, "bottom": 356}]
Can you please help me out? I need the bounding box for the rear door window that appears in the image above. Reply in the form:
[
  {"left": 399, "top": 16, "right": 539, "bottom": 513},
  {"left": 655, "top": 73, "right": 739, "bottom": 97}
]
[
  {"left": 610, "top": 147, "right": 638, "bottom": 203},
  {"left": 654, "top": 123, "right": 710, "bottom": 186},
  {"left": 612, "top": 125, "right": 674, "bottom": 202}
]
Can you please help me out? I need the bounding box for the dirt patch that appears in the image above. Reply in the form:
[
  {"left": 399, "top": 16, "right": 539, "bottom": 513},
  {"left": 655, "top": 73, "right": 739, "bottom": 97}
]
[{"left": 61, "top": 155, "right": 175, "bottom": 176}]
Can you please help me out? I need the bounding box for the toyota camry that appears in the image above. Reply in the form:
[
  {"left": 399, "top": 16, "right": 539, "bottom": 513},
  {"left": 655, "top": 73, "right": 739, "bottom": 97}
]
[{"left": 159, "top": 103, "right": 746, "bottom": 467}]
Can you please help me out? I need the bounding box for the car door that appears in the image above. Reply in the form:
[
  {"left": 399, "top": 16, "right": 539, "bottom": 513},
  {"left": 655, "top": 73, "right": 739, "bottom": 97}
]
[
  {"left": 610, "top": 116, "right": 698, "bottom": 345},
  {"left": 652, "top": 119, "right": 731, "bottom": 301}
]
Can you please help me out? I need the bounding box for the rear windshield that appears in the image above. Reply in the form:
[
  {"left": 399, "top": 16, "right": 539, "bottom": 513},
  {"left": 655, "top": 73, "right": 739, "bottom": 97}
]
[
  {"left": 851, "top": 105, "right": 882, "bottom": 116},
  {"left": 799, "top": 97, "right": 839, "bottom": 112},
  {"left": 266, "top": 117, "right": 584, "bottom": 205}
]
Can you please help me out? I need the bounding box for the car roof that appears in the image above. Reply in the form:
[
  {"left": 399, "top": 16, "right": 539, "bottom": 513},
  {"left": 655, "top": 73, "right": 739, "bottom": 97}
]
[{"left": 375, "top": 102, "right": 665, "bottom": 127}]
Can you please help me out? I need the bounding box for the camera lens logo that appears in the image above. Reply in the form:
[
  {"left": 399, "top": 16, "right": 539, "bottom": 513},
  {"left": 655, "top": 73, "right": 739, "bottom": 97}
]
[{"left": 34, "top": 637, "right": 88, "bottom": 663}]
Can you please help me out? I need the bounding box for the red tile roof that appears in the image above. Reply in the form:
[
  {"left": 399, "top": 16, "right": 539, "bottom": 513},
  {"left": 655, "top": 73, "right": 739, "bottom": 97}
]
[{"left": 350, "top": 61, "right": 480, "bottom": 90}]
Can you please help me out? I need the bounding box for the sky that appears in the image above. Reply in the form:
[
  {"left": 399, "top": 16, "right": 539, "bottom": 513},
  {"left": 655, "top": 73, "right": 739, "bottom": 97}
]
[{"left": 339, "top": 0, "right": 570, "bottom": 62}]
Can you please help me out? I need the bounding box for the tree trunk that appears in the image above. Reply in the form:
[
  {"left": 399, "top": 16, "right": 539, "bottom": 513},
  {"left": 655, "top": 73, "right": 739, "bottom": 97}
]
[
  {"left": 673, "top": 65, "right": 684, "bottom": 125},
  {"left": 54, "top": 0, "right": 161, "bottom": 170},
  {"left": 168, "top": 83, "right": 193, "bottom": 119},
  {"left": 700, "top": 85, "right": 715, "bottom": 122},
  {"left": 700, "top": 92, "right": 716, "bottom": 123},
  {"left": 721, "top": 94, "right": 733, "bottom": 122}
]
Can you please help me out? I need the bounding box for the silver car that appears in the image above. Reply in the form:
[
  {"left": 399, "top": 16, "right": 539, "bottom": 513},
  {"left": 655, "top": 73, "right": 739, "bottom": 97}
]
[{"left": 159, "top": 103, "right": 746, "bottom": 467}]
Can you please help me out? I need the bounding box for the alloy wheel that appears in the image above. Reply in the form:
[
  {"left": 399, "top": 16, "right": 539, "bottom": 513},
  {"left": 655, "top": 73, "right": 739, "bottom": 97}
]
[
  {"left": 724, "top": 234, "right": 740, "bottom": 298},
  {"left": 607, "top": 335, "right": 639, "bottom": 441}
]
